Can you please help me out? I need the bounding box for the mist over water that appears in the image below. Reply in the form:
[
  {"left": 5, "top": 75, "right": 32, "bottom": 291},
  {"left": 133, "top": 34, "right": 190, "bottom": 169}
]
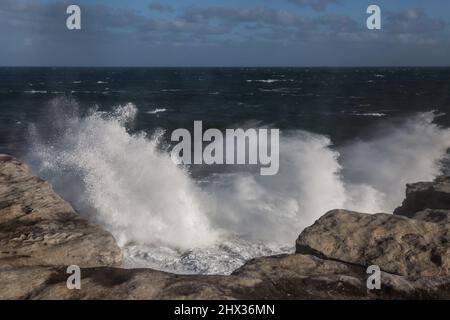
[
  {"left": 340, "top": 112, "right": 450, "bottom": 211},
  {"left": 24, "top": 97, "right": 450, "bottom": 274}
]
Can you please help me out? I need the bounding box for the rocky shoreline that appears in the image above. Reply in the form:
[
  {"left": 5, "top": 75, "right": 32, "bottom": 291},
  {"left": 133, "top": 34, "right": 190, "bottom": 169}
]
[{"left": 1, "top": 154, "right": 449, "bottom": 299}]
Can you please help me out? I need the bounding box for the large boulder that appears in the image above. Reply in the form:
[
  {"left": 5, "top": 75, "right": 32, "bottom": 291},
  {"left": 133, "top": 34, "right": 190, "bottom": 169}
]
[
  {"left": 394, "top": 176, "right": 450, "bottom": 217},
  {"left": 296, "top": 209, "right": 450, "bottom": 277},
  {"left": 0, "top": 154, "right": 122, "bottom": 268}
]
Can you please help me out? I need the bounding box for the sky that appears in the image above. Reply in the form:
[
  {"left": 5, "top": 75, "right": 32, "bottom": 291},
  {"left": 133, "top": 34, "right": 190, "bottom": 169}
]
[{"left": 1, "top": 0, "right": 450, "bottom": 66}]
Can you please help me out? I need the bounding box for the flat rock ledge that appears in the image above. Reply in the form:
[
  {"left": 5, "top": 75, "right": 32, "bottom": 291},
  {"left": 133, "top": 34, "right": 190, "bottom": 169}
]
[{"left": 1, "top": 154, "right": 450, "bottom": 300}]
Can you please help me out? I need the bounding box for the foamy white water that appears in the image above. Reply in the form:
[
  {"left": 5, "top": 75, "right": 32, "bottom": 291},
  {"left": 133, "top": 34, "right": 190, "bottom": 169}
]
[
  {"left": 28, "top": 99, "right": 218, "bottom": 251},
  {"left": 146, "top": 108, "right": 167, "bottom": 114},
  {"left": 354, "top": 113, "right": 386, "bottom": 117},
  {"left": 26, "top": 98, "right": 450, "bottom": 274}
]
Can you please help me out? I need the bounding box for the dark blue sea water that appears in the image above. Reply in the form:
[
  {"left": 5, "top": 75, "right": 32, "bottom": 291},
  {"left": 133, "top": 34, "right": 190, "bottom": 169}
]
[
  {"left": 1, "top": 67, "right": 450, "bottom": 274},
  {"left": 1, "top": 67, "right": 450, "bottom": 155}
]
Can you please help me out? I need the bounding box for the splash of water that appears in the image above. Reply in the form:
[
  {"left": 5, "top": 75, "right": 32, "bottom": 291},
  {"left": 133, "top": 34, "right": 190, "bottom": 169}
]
[
  {"left": 28, "top": 98, "right": 218, "bottom": 250},
  {"left": 26, "top": 97, "right": 450, "bottom": 274}
]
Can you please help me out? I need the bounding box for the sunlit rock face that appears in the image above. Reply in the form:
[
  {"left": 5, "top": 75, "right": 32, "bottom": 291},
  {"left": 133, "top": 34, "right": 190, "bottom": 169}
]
[{"left": 1, "top": 154, "right": 450, "bottom": 300}]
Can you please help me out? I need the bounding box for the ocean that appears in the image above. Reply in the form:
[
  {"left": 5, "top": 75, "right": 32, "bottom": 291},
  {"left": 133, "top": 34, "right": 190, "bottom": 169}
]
[{"left": 1, "top": 67, "right": 450, "bottom": 274}]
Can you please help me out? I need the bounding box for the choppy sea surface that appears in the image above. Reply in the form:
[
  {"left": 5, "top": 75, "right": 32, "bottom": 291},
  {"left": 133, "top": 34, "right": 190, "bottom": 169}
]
[{"left": 1, "top": 67, "right": 450, "bottom": 274}]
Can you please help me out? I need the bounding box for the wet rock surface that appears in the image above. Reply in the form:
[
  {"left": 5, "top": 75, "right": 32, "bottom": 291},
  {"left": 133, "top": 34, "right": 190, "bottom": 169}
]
[{"left": 1, "top": 154, "right": 450, "bottom": 299}]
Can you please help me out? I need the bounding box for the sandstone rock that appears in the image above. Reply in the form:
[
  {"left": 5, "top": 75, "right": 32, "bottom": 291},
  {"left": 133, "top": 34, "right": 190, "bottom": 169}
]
[
  {"left": 394, "top": 176, "right": 450, "bottom": 217},
  {"left": 2, "top": 254, "right": 449, "bottom": 300},
  {"left": 296, "top": 209, "right": 450, "bottom": 277},
  {"left": 233, "top": 254, "right": 450, "bottom": 300},
  {"left": 2, "top": 154, "right": 450, "bottom": 300},
  {"left": 0, "top": 154, "right": 122, "bottom": 268},
  {"left": 410, "top": 209, "right": 450, "bottom": 224}
]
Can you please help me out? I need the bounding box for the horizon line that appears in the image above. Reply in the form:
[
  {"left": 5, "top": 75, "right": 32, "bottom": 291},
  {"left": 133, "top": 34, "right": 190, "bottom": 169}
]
[{"left": 1, "top": 65, "right": 450, "bottom": 68}]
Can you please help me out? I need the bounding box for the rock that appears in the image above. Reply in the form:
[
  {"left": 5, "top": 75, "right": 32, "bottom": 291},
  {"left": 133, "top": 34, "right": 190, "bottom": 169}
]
[
  {"left": 296, "top": 209, "right": 450, "bottom": 277},
  {"left": 410, "top": 209, "right": 450, "bottom": 224},
  {"left": 2, "top": 254, "right": 450, "bottom": 299},
  {"left": 2, "top": 154, "right": 450, "bottom": 300},
  {"left": 0, "top": 154, "right": 122, "bottom": 268},
  {"left": 233, "top": 254, "right": 450, "bottom": 300},
  {"left": 394, "top": 176, "right": 450, "bottom": 217}
]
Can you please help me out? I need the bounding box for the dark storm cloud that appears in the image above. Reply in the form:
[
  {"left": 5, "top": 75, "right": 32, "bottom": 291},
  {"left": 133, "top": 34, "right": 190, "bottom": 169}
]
[
  {"left": 0, "top": 1, "right": 445, "bottom": 43},
  {"left": 0, "top": 1, "right": 145, "bottom": 34},
  {"left": 0, "top": 0, "right": 449, "bottom": 66},
  {"left": 287, "top": 0, "right": 342, "bottom": 11},
  {"left": 177, "top": 6, "right": 362, "bottom": 40},
  {"left": 181, "top": 6, "right": 305, "bottom": 26},
  {"left": 313, "top": 14, "right": 358, "bottom": 32},
  {"left": 149, "top": 2, "right": 175, "bottom": 14},
  {"left": 385, "top": 8, "right": 447, "bottom": 35}
]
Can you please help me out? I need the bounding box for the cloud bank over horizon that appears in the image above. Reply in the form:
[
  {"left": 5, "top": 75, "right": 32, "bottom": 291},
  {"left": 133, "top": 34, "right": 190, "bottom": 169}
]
[{"left": 0, "top": 0, "right": 449, "bottom": 66}]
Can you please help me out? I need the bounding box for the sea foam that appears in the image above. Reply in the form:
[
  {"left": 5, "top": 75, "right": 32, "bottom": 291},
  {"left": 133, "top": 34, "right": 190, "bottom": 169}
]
[{"left": 26, "top": 97, "right": 450, "bottom": 274}]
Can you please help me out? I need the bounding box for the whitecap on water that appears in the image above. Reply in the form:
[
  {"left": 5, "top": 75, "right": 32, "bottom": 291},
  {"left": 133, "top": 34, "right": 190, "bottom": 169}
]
[
  {"left": 354, "top": 112, "right": 386, "bottom": 117},
  {"left": 147, "top": 108, "right": 167, "bottom": 114}
]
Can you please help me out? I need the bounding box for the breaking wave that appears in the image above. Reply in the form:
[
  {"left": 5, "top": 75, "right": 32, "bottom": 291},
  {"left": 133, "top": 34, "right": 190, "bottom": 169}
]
[{"left": 26, "top": 97, "right": 450, "bottom": 274}]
